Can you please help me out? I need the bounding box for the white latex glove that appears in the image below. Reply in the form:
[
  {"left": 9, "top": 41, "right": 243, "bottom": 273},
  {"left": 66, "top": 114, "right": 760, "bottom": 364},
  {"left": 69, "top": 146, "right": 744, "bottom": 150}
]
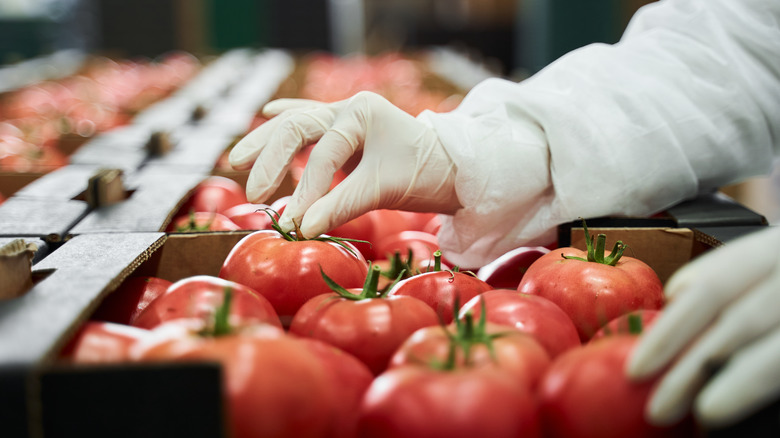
[
  {"left": 229, "top": 91, "right": 461, "bottom": 237},
  {"left": 626, "top": 225, "right": 780, "bottom": 429}
]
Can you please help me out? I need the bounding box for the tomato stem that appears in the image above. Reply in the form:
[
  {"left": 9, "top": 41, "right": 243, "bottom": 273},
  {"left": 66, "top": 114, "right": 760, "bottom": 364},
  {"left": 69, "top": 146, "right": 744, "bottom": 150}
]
[
  {"left": 320, "top": 264, "right": 390, "bottom": 300},
  {"left": 262, "top": 208, "right": 369, "bottom": 257},
  {"left": 627, "top": 313, "right": 644, "bottom": 335},
  {"left": 563, "top": 218, "right": 626, "bottom": 266}
]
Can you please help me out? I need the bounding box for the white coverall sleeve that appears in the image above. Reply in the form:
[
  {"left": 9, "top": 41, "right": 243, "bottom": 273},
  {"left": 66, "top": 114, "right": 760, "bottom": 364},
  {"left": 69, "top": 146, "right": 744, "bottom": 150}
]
[{"left": 418, "top": 0, "right": 780, "bottom": 269}]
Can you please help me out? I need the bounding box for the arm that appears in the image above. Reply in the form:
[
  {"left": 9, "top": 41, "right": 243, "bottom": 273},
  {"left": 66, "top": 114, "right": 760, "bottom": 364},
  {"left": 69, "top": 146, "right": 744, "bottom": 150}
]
[{"left": 423, "top": 0, "right": 780, "bottom": 267}]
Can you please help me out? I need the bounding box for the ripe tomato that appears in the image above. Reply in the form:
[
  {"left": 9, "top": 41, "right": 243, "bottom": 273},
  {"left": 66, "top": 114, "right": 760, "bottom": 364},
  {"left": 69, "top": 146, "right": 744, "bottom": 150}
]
[
  {"left": 538, "top": 335, "right": 695, "bottom": 438},
  {"left": 375, "top": 230, "right": 440, "bottom": 263},
  {"left": 90, "top": 276, "right": 172, "bottom": 325},
  {"left": 297, "top": 338, "right": 373, "bottom": 438},
  {"left": 167, "top": 211, "right": 241, "bottom": 232},
  {"left": 390, "top": 320, "right": 551, "bottom": 391},
  {"left": 459, "top": 289, "right": 580, "bottom": 359},
  {"left": 223, "top": 203, "right": 274, "bottom": 230},
  {"left": 289, "top": 265, "right": 439, "bottom": 375},
  {"left": 358, "top": 365, "right": 541, "bottom": 438},
  {"left": 590, "top": 309, "right": 662, "bottom": 342},
  {"left": 219, "top": 229, "right": 368, "bottom": 326},
  {"left": 518, "top": 223, "right": 664, "bottom": 341},
  {"left": 60, "top": 321, "right": 149, "bottom": 364},
  {"left": 388, "top": 266, "right": 492, "bottom": 324},
  {"left": 133, "top": 320, "right": 338, "bottom": 438},
  {"left": 131, "top": 275, "right": 281, "bottom": 330},
  {"left": 476, "top": 246, "right": 550, "bottom": 290},
  {"left": 325, "top": 212, "right": 376, "bottom": 261},
  {"left": 183, "top": 175, "right": 247, "bottom": 214}
]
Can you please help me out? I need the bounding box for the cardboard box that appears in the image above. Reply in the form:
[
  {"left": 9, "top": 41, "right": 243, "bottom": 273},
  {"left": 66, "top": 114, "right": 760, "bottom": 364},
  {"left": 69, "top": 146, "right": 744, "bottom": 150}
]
[
  {"left": 558, "top": 192, "right": 768, "bottom": 283},
  {"left": 0, "top": 231, "right": 241, "bottom": 438},
  {"left": 3, "top": 221, "right": 779, "bottom": 436}
]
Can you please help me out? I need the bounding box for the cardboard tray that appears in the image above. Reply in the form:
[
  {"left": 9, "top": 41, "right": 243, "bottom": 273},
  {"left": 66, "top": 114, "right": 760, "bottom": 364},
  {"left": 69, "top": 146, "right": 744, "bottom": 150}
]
[
  {"left": 558, "top": 192, "right": 768, "bottom": 284},
  {"left": 1, "top": 223, "right": 778, "bottom": 437},
  {"left": 0, "top": 232, "right": 247, "bottom": 438}
]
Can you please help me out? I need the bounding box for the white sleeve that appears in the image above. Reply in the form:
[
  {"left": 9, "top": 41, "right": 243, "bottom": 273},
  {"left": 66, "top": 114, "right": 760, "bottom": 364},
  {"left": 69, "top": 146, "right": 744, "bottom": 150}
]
[{"left": 418, "top": 0, "right": 780, "bottom": 269}]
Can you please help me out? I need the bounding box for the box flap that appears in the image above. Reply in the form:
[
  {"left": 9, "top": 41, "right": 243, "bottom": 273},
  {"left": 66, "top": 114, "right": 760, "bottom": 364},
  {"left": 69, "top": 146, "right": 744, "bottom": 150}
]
[
  {"left": 13, "top": 165, "right": 106, "bottom": 201},
  {"left": 0, "top": 233, "right": 165, "bottom": 365},
  {"left": 69, "top": 170, "right": 206, "bottom": 234},
  {"left": 0, "top": 198, "right": 89, "bottom": 242}
]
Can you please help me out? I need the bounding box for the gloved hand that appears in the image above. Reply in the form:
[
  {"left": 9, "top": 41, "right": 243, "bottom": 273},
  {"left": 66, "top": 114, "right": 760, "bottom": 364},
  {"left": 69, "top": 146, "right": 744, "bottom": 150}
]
[
  {"left": 626, "top": 225, "right": 780, "bottom": 428},
  {"left": 229, "top": 91, "right": 461, "bottom": 237}
]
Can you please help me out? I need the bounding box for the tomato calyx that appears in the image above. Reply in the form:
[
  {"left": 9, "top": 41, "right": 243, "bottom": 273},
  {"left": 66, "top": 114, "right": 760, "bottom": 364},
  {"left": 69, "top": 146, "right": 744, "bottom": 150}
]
[
  {"left": 601, "top": 312, "right": 644, "bottom": 337},
  {"left": 320, "top": 264, "right": 405, "bottom": 301},
  {"left": 176, "top": 210, "right": 213, "bottom": 232},
  {"left": 433, "top": 299, "right": 508, "bottom": 371},
  {"left": 563, "top": 219, "right": 626, "bottom": 266},
  {"left": 197, "top": 287, "right": 234, "bottom": 337},
  {"left": 263, "top": 209, "right": 368, "bottom": 257}
]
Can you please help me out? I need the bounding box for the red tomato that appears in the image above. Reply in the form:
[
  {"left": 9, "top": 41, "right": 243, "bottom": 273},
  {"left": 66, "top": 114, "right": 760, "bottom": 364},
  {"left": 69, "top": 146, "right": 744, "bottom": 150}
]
[
  {"left": 388, "top": 269, "right": 492, "bottom": 324},
  {"left": 296, "top": 338, "right": 373, "bottom": 438},
  {"left": 60, "top": 321, "right": 149, "bottom": 364},
  {"left": 390, "top": 321, "right": 551, "bottom": 391},
  {"left": 289, "top": 266, "right": 439, "bottom": 375},
  {"left": 590, "top": 309, "right": 662, "bottom": 342},
  {"left": 325, "top": 212, "right": 376, "bottom": 261},
  {"left": 375, "top": 230, "right": 440, "bottom": 262},
  {"left": 219, "top": 229, "right": 368, "bottom": 326},
  {"left": 90, "top": 276, "right": 172, "bottom": 325},
  {"left": 476, "top": 246, "right": 550, "bottom": 290},
  {"left": 459, "top": 289, "right": 580, "bottom": 359},
  {"left": 167, "top": 211, "right": 241, "bottom": 232},
  {"left": 131, "top": 275, "right": 281, "bottom": 330},
  {"left": 366, "top": 209, "right": 416, "bottom": 243},
  {"left": 538, "top": 335, "right": 695, "bottom": 438},
  {"left": 223, "top": 203, "right": 274, "bottom": 230},
  {"left": 183, "top": 175, "right": 247, "bottom": 214},
  {"left": 133, "top": 320, "right": 338, "bottom": 438},
  {"left": 518, "top": 226, "right": 664, "bottom": 341},
  {"left": 358, "top": 366, "right": 541, "bottom": 438}
]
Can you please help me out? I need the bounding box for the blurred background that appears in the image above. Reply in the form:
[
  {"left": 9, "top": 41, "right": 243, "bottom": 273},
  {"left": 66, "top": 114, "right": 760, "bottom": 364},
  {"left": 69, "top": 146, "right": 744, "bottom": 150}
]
[
  {"left": 0, "top": 0, "right": 777, "bottom": 221},
  {"left": 0, "top": 0, "right": 653, "bottom": 77}
]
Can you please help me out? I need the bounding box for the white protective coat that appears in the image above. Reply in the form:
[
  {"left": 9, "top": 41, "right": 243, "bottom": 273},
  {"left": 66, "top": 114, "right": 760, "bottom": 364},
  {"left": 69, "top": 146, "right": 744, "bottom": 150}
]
[{"left": 420, "top": 0, "right": 780, "bottom": 268}]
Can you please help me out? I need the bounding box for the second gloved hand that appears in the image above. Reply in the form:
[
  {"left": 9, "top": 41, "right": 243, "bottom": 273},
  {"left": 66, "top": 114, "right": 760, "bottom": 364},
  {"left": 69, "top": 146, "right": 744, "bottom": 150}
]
[
  {"left": 229, "top": 91, "right": 461, "bottom": 237},
  {"left": 626, "top": 225, "right": 780, "bottom": 429}
]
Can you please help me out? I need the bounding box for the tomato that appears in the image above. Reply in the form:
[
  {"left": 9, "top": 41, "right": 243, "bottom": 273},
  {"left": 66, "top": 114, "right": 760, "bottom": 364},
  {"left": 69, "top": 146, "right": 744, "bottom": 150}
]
[
  {"left": 325, "top": 212, "right": 376, "bottom": 261},
  {"left": 388, "top": 264, "right": 492, "bottom": 324},
  {"left": 358, "top": 366, "right": 541, "bottom": 438},
  {"left": 60, "top": 321, "right": 149, "bottom": 364},
  {"left": 459, "top": 289, "right": 580, "bottom": 359},
  {"left": 167, "top": 211, "right": 241, "bottom": 232},
  {"left": 590, "top": 309, "right": 662, "bottom": 342},
  {"left": 518, "top": 223, "right": 664, "bottom": 341},
  {"left": 219, "top": 229, "right": 368, "bottom": 326},
  {"left": 131, "top": 275, "right": 281, "bottom": 330},
  {"left": 296, "top": 338, "right": 373, "bottom": 438},
  {"left": 476, "top": 246, "right": 550, "bottom": 290},
  {"left": 538, "top": 335, "right": 695, "bottom": 438},
  {"left": 390, "top": 320, "right": 551, "bottom": 391},
  {"left": 133, "top": 319, "right": 338, "bottom": 438},
  {"left": 289, "top": 265, "right": 439, "bottom": 374},
  {"left": 183, "top": 175, "right": 247, "bottom": 214},
  {"left": 223, "top": 203, "right": 274, "bottom": 230},
  {"left": 375, "top": 230, "right": 439, "bottom": 262},
  {"left": 90, "top": 276, "right": 172, "bottom": 325}
]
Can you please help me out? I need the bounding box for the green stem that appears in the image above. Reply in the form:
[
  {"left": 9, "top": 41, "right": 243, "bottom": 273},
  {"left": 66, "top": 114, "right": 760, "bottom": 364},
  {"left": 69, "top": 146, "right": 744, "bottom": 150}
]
[
  {"left": 563, "top": 218, "right": 626, "bottom": 266},
  {"left": 627, "top": 313, "right": 644, "bottom": 335},
  {"left": 320, "top": 264, "right": 386, "bottom": 300}
]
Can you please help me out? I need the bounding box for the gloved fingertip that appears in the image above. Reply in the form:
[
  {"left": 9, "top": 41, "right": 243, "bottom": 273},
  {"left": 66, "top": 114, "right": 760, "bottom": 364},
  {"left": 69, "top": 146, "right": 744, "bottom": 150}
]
[{"left": 646, "top": 392, "right": 685, "bottom": 427}]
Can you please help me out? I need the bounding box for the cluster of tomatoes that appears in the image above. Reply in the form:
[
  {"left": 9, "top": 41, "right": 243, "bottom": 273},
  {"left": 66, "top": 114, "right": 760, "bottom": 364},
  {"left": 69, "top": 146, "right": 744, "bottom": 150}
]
[
  {"left": 61, "top": 180, "right": 699, "bottom": 438},
  {"left": 298, "top": 53, "right": 461, "bottom": 116},
  {"left": 0, "top": 52, "right": 200, "bottom": 175}
]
